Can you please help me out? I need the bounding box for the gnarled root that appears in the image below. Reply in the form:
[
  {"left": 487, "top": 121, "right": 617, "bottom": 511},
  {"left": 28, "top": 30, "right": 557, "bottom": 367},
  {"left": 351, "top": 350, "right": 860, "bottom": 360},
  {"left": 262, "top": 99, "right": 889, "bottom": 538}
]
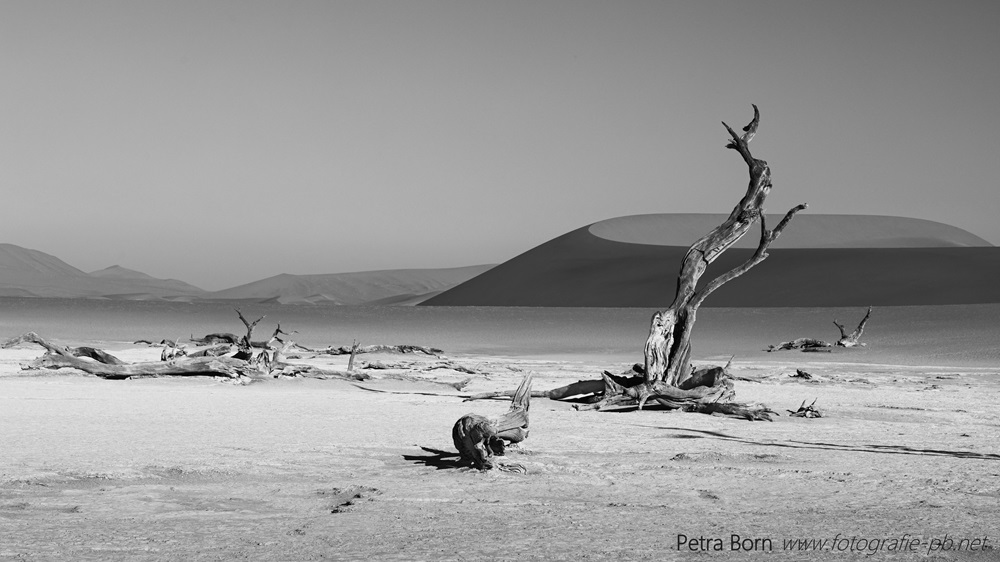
[{"left": 451, "top": 373, "right": 533, "bottom": 470}]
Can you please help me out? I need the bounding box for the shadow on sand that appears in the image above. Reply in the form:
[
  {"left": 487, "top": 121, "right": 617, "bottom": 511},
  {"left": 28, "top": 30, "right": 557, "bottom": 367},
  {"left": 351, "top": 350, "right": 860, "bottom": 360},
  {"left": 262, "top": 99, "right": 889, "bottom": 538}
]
[
  {"left": 403, "top": 446, "right": 467, "bottom": 470},
  {"left": 647, "top": 426, "right": 1000, "bottom": 461}
]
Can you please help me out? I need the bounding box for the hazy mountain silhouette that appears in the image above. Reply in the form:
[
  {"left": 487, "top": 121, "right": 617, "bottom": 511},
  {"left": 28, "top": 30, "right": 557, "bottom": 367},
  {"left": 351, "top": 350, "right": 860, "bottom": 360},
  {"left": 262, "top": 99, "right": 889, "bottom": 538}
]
[
  {"left": 206, "top": 266, "right": 494, "bottom": 305},
  {"left": 0, "top": 243, "right": 206, "bottom": 299},
  {"left": 0, "top": 243, "right": 492, "bottom": 304}
]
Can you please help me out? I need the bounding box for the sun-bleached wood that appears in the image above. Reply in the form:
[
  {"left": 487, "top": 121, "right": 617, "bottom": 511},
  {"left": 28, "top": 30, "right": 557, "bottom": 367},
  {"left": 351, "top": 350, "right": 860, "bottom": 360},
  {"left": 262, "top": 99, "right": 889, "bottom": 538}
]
[
  {"left": 541, "top": 106, "right": 804, "bottom": 418},
  {"left": 452, "top": 372, "right": 532, "bottom": 470},
  {"left": 766, "top": 307, "right": 873, "bottom": 351},
  {"left": 643, "top": 105, "right": 806, "bottom": 391}
]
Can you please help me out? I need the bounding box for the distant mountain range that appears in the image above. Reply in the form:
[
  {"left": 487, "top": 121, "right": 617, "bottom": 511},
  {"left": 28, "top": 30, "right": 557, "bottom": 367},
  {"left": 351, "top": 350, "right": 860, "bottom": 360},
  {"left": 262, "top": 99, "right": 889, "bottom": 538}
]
[
  {"left": 207, "top": 266, "right": 494, "bottom": 305},
  {"left": 0, "top": 243, "right": 492, "bottom": 305},
  {"left": 424, "top": 213, "right": 1000, "bottom": 307},
  {"left": 5, "top": 213, "right": 1000, "bottom": 307}
]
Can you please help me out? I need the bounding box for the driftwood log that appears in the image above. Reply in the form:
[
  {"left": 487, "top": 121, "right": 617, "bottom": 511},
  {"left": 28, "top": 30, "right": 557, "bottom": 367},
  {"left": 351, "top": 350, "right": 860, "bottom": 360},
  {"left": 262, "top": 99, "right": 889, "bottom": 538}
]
[
  {"left": 453, "top": 373, "right": 532, "bottom": 470},
  {"left": 767, "top": 306, "right": 873, "bottom": 351},
  {"left": 316, "top": 344, "right": 443, "bottom": 356},
  {"left": 189, "top": 333, "right": 240, "bottom": 346},
  {"left": 2, "top": 332, "right": 252, "bottom": 379}
]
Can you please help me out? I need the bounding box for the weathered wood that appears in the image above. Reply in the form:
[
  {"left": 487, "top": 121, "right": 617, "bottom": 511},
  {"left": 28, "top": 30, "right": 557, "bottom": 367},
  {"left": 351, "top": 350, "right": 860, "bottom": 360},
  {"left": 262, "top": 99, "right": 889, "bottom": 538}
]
[
  {"left": 766, "top": 338, "right": 833, "bottom": 352},
  {"left": 767, "top": 307, "right": 873, "bottom": 351},
  {"left": 463, "top": 389, "right": 554, "bottom": 402},
  {"left": 692, "top": 402, "right": 777, "bottom": 421},
  {"left": 791, "top": 369, "right": 813, "bottom": 379},
  {"left": 347, "top": 339, "right": 361, "bottom": 372},
  {"left": 269, "top": 364, "right": 370, "bottom": 381},
  {"left": 189, "top": 333, "right": 240, "bottom": 346},
  {"left": 3, "top": 332, "right": 251, "bottom": 379},
  {"left": 318, "top": 344, "right": 443, "bottom": 356},
  {"left": 5, "top": 331, "right": 404, "bottom": 384},
  {"left": 2, "top": 333, "right": 127, "bottom": 365},
  {"left": 835, "top": 306, "right": 872, "bottom": 347},
  {"left": 495, "top": 372, "right": 532, "bottom": 444},
  {"left": 545, "top": 361, "right": 774, "bottom": 420},
  {"left": 186, "top": 344, "right": 232, "bottom": 358},
  {"left": 643, "top": 105, "right": 806, "bottom": 390},
  {"left": 788, "top": 398, "right": 822, "bottom": 418},
  {"left": 452, "top": 414, "right": 505, "bottom": 470},
  {"left": 233, "top": 308, "right": 264, "bottom": 361},
  {"left": 452, "top": 373, "right": 532, "bottom": 470}
]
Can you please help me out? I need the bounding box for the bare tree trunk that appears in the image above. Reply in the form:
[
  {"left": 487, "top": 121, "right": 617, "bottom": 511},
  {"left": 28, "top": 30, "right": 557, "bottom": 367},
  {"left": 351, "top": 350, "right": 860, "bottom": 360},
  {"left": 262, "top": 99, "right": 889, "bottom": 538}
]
[
  {"left": 347, "top": 339, "right": 360, "bottom": 372},
  {"left": 564, "top": 106, "right": 806, "bottom": 414},
  {"left": 644, "top": 105, "right": 806, "bottom": 391}
]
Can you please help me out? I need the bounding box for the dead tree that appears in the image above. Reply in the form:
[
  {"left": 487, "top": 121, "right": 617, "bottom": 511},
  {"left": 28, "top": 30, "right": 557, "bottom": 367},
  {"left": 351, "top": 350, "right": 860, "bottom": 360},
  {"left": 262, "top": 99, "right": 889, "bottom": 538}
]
[
  {"left": 190, "top": 333, "right": 239, "bottom": 346},
  {"left": 834, "top": 305, "right": 872, "bottom": 347},
  {"left": 3, "top": 333, "right": 126, "bottom": 365},
  {"left": 767, "top": 306, "right": 873, "bottom": 351},
  {"left": 233, "top": 308, "right": 264, "bottom": 361},
  {"left": 317, "top": 344, "right": 443, "bottom": 356},
  {"left": 1, "top": 312, "right": 367, "bottom": 382},
  {"left": 549, "top": 106, "right": 805, "bottom": 417},
  {"left": 643, "top": 105, "right": 806, "bottom": 390},
  {"left": 347, "top": 339, "right": 361, "bottom": 372},
  {"left": 2, "top": 332, "right": 251, "bottom": 379}
]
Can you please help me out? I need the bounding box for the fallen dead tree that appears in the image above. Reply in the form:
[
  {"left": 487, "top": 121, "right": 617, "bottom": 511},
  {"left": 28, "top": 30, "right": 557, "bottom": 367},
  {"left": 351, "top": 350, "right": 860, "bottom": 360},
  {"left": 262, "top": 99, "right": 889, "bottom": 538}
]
[
  {"left": 767, "top": 306, "right": 872, "bottom": 352},
  {"left": 360, "top": 360, "right": 481, "bottom": 375},
  {"left": 474, "top": 371, "right": 773, "bottom": 420},
  {"left": 189, "top": 333, "right": 240, "bottom": 346},
  {"left": 3, "top": 330, "right": 370, "bottom": 382},
  {"left": 540, "top": 106, "right": 803, "bottom": 420},
  {"left": 314, "top": 344, "right": 443, "bottom": 357},
  {"left": 1, "top": 309, "right": 372, "bottom": 382},
  {"left": 2, "top": 332, "right": 252, "bottom": 379}
]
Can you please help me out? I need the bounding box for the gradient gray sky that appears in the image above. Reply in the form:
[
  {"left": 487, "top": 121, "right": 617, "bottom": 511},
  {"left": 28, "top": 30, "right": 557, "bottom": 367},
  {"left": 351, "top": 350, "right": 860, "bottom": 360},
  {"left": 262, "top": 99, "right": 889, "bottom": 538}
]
[{"left": 2, "top": 0, "right": 998, "bottom": 290}]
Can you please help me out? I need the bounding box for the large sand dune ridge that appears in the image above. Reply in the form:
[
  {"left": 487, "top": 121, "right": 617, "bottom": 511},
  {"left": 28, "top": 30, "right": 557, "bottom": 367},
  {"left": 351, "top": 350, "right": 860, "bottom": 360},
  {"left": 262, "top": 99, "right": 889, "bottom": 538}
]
[{"left": 425, "top": 214, "right": 1000, "bottom": 307}]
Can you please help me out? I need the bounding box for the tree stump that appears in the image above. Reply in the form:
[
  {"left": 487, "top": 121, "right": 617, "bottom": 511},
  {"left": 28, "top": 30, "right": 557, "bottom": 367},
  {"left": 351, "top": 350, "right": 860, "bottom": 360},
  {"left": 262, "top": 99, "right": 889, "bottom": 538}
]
[{"left": 452, "top": 372, "right": 532, "bottom": 469}]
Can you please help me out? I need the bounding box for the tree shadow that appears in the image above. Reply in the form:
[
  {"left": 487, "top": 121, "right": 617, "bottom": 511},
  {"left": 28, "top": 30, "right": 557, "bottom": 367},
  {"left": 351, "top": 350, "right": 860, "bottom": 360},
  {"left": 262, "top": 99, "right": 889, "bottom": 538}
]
[
  {"left": 646, "top": 426, "right": 1000, "bottom": 461},
  {"left": 402, "top": 446, "right": 467, "bottom": 470}
]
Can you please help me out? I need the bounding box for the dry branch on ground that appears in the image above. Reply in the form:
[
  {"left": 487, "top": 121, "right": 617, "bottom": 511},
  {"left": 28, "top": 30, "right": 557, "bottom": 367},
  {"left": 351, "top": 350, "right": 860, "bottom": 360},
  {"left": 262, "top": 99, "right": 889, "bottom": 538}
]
[
  {"left": 788, "top": 398, "right": 823, "bottom": 418},
  {"left": 2, "top": 332, "right": 252, "bottom": 380},
  {"left": 314, "top": 344, "right": 443, "bottom": 357},
  {"left": 767, "top": 307, "right": 873, "bottom": 352}
]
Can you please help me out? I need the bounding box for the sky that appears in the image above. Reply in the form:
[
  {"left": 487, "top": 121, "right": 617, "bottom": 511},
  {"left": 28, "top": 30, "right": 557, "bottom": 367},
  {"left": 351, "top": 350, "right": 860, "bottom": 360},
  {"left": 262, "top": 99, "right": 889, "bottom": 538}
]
[{"left": 1, "top": 0, "right": 998, "bottom": 290}]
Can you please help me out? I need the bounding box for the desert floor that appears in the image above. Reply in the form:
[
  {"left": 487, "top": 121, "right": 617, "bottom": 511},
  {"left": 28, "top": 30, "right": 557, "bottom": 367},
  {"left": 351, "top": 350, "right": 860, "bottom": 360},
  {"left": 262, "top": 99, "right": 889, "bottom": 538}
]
[{"left": 2, "top": 342, "right": 999, "bottom": 561}]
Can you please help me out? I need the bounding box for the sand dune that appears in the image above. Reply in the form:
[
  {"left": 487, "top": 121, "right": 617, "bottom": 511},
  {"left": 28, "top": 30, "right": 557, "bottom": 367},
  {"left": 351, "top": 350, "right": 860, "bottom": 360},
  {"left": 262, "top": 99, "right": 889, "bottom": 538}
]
[
  {"left": 90, "top": 265, "right": 207, "bottom": 295},
  {"left": 425, "top": 215, "right": 1000, "bottom": 307},
  {"left": 589, "top": 213, "right": 992, "bottom": 248}
]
